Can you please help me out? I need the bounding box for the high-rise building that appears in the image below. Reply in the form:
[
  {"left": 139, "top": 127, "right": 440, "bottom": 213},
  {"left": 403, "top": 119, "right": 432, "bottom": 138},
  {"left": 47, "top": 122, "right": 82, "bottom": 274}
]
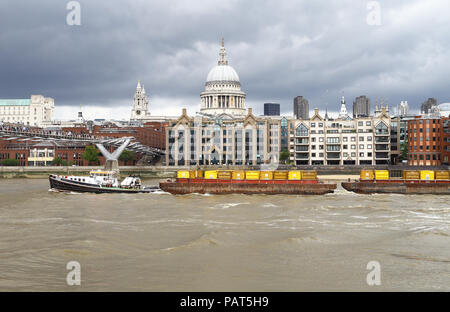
[
  {"left": 421, "top": 98, "right": 437, "bottom": 114},
  {"left": 263, "top": 103, "right": 280, "bottom": 116},
  {"left": 353, "top": 96, "right": 370, "bottom": 118},
  {"left": 293, "top": 96, "right": 309, "bottom": 119}
]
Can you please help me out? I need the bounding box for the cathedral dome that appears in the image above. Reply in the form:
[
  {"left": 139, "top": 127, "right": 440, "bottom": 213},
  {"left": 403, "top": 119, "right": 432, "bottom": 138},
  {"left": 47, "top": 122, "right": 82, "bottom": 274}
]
[
  {"left": 206, "top": 64, "right": 240, "bottom": 83},
  {"left": 200, "top": 39, "right": 246, "bottom": 116}
]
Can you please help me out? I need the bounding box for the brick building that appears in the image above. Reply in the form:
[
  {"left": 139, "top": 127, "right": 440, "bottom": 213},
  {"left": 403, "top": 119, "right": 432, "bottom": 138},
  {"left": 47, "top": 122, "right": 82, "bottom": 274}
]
[
  {"left": 442, "top": 117, "right": 450, "bottom": 165},
  {"left": 407, "top": 116, "right": 442, "bottom": 166}
]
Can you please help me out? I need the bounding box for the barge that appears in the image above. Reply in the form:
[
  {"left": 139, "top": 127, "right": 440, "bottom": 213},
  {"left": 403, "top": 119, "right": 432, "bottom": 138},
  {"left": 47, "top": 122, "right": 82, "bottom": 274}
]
[
  {"left": 342, "top": 169, "right": 450, "bottom": 195},
  {"left": 159, "top": 170, "right": 337, "bottom": 195}
]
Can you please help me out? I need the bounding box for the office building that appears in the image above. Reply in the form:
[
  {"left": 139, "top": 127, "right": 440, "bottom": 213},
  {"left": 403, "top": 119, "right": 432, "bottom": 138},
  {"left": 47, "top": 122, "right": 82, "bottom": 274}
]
[
  {"left": 353, "top": 96, "right": 370, "bottom": 118},
  {"left": 293, "top": 96, "right": 309, "bottom": 120},
  {"left": 263, "top": 103, "right": 280, "bottom": 116}
]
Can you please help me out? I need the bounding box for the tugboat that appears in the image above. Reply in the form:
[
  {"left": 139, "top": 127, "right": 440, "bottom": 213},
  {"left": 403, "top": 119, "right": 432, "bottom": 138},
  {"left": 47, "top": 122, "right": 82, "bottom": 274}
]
[
  {"left": 49, "top": 138, "right": 159, "bottom": 193},
  {"left": 49, "top": 170, "right": 159, "bottom": 193}
]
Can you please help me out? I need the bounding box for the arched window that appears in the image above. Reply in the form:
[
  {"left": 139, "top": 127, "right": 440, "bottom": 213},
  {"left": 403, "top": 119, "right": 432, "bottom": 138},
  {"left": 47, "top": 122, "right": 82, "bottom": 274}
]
[{"left": 296, "top": 124, "right": 308, "bottom": 136}]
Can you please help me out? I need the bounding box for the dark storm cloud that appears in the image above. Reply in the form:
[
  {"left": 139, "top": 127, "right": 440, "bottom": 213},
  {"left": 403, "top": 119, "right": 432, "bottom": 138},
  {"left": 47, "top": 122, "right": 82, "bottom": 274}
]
[{"left": 1, "top": 0, "right": 450, "bottom": 117}]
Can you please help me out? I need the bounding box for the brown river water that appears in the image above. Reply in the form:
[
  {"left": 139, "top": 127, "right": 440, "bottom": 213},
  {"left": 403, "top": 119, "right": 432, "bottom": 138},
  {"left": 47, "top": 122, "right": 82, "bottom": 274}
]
[{"left": 0, "top": 178, "right": 449, "bottom": 291}]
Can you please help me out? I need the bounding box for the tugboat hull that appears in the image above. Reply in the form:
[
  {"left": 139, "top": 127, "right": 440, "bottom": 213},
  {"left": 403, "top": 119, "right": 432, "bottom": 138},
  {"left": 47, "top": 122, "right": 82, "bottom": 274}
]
[
  {"left": 159, "top": 179, "right": 337, "bottom": 195},
  {"left": 49, "top": 175, "right": 158, "bottom": 194},
  {"left": 342, "top": 180, "right": 450, "bottom": 195}
]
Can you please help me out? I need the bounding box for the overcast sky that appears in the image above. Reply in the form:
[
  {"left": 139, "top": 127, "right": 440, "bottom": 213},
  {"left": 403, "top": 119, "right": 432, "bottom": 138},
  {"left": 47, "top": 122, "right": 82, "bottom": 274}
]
[{"left": 1, "top": 0, "right": 449, "bottom": 120}]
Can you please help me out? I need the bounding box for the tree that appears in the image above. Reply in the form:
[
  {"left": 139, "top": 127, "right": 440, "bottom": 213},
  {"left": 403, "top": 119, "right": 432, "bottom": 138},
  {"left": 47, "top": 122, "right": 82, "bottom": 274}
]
[
  {"left": 82, "top": 145, "right": 100, "bottom": 165},
  {"left": 399, "top": 142, "right": 409, "bottom": 162},
  {"left": 119, "top": 150, "right": 136, "bottom": 165},
  {"left": 279, "top": 149, "right": 290, "bottom": 164},
  {"left": 1, "top": 159, "right": 19, "bottom": 166},
  {"left": 52, "top": 157, "right": 64, "bottom": 166}
]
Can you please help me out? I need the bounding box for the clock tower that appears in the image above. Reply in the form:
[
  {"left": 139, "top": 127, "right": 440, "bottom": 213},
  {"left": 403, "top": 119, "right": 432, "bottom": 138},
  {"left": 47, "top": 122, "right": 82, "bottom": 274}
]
[{"left": 131, "top": 80, "right": 150, "bottom": 120}]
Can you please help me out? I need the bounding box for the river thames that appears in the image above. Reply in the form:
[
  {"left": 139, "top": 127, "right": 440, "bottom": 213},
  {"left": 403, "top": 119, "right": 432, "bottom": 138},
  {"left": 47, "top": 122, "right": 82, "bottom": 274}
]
[{"left": 0, "top": 178, "right": 449, "bottom": 291}]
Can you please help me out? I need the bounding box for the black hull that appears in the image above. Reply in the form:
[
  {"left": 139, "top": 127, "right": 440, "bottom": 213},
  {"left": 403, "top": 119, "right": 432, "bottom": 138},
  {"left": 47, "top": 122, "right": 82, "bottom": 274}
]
[{"left": 49, "top": 175, "right": 158, "bottom": 194}]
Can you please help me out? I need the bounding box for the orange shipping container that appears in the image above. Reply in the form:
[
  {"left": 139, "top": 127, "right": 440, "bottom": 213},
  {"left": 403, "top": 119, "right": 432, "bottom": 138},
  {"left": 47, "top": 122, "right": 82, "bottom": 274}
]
[
  {"left": 273, "top": 171, "right": 288, "bottom": 180},
  {"left": 301, "top": 170, "right": 317, "bottom": 180},
  {"left": 435, "top": 170, "right": 450, "bottom": 180}
]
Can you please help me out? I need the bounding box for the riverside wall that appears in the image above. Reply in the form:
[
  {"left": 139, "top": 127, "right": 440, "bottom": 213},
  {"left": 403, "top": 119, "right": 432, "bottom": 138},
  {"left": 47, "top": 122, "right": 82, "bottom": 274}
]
[{"left": 0, "top": 165, "right": 448, "bottom": 179}]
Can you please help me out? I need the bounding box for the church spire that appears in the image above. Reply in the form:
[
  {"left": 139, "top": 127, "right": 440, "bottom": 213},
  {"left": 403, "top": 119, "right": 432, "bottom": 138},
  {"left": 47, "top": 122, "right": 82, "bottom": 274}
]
[
  {"left": 218, "top": 38, "right": 228, "bottom": 65},
  {"left": 338, "top": 91, "right": 348, "bottom": 119},
  {"left": 136, "top": 80, "right": 141, "bottom": 89},
  {"left": 142, "top": 84, "right": 146, "bottom": 94}
]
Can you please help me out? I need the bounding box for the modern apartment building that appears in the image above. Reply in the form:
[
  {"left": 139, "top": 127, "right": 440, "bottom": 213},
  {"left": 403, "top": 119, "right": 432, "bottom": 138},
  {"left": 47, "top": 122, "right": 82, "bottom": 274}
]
[{"left": 288, "top": 108, "right": 391, "bottom": 165}]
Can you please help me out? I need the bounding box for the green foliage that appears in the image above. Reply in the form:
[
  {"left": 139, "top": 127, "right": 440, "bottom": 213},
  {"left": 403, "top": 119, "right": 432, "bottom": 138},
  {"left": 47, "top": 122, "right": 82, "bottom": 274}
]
[
  {"left": 119, "top": 150, "right": 136, "bottom": 165},
  {"left": 1, "top": 159, "right": 20, "bottom": 166},
  {"left": 82, "top": 145, "right": 100, "bottom": 165},
  {"left": 52, "top": 157, "right": 64, "bottom": 166},
  {"left": 399, "top": 142, "right": 409, "bottom": 161},
  {"left": 279, "top": 149, "right": 290, "bottom": 163}
]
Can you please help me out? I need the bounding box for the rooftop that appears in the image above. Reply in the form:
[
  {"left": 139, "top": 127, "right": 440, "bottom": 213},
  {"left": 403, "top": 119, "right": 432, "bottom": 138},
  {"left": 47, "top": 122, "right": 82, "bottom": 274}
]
[{"left": 0, "top": 99, "right": 30, "bottom": 106}]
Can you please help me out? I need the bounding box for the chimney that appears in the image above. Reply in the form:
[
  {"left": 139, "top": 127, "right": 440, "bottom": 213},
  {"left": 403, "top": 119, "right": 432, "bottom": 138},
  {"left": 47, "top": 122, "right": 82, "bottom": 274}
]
[
  {"left": 248, "top": 107, "right": 252, "bottom": 115},
  {"left": 182, "top": 108, "right": 187, "bottom": 115}
]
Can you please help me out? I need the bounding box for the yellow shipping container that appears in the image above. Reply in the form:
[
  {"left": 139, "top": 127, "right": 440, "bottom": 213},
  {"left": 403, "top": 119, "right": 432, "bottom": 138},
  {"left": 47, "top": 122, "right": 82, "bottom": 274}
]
[
  {"left": 177, "top": 171, "right": 190, "bottom": 178},
  {"left": 301, "top": 170, "right": 317, "bottom": 180},
  {"left": 260, "top": 171, "right": 273, "bottom": 180},
  {"left": 360, "top": 170, "right": 374, "bottom": 180},
  {"left": 288, "top": 170, "right": 302, "bottom": 180},
  {"left": 420, "top": 170, "right": 435, "bottom": 181},
  {"left": 232, "top": 170, "right": 245, "bottom": 180},
  {"left": 273, "top": 171, "right": 288, "bottom": 180},
  {"left": 204, "top": 170, "right": 218, "bottom": 179},
  {"left": 435, "top": 170, "right": 450, "bottom": 180},
  {"left": 402, "top": 170, "right": 420, "bottom": 180},
  {"left": 245, "top": 171, "right": 260, "bottom": 180},
  {"left": 374, "top": 170, "right": 389, "bottom": 180}
]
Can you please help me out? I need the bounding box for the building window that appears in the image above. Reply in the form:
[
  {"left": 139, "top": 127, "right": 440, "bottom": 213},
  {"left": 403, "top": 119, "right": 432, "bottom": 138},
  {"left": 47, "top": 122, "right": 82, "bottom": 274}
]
[{"left": 296, "top": 124, "right": 308, "bottom": 136}]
